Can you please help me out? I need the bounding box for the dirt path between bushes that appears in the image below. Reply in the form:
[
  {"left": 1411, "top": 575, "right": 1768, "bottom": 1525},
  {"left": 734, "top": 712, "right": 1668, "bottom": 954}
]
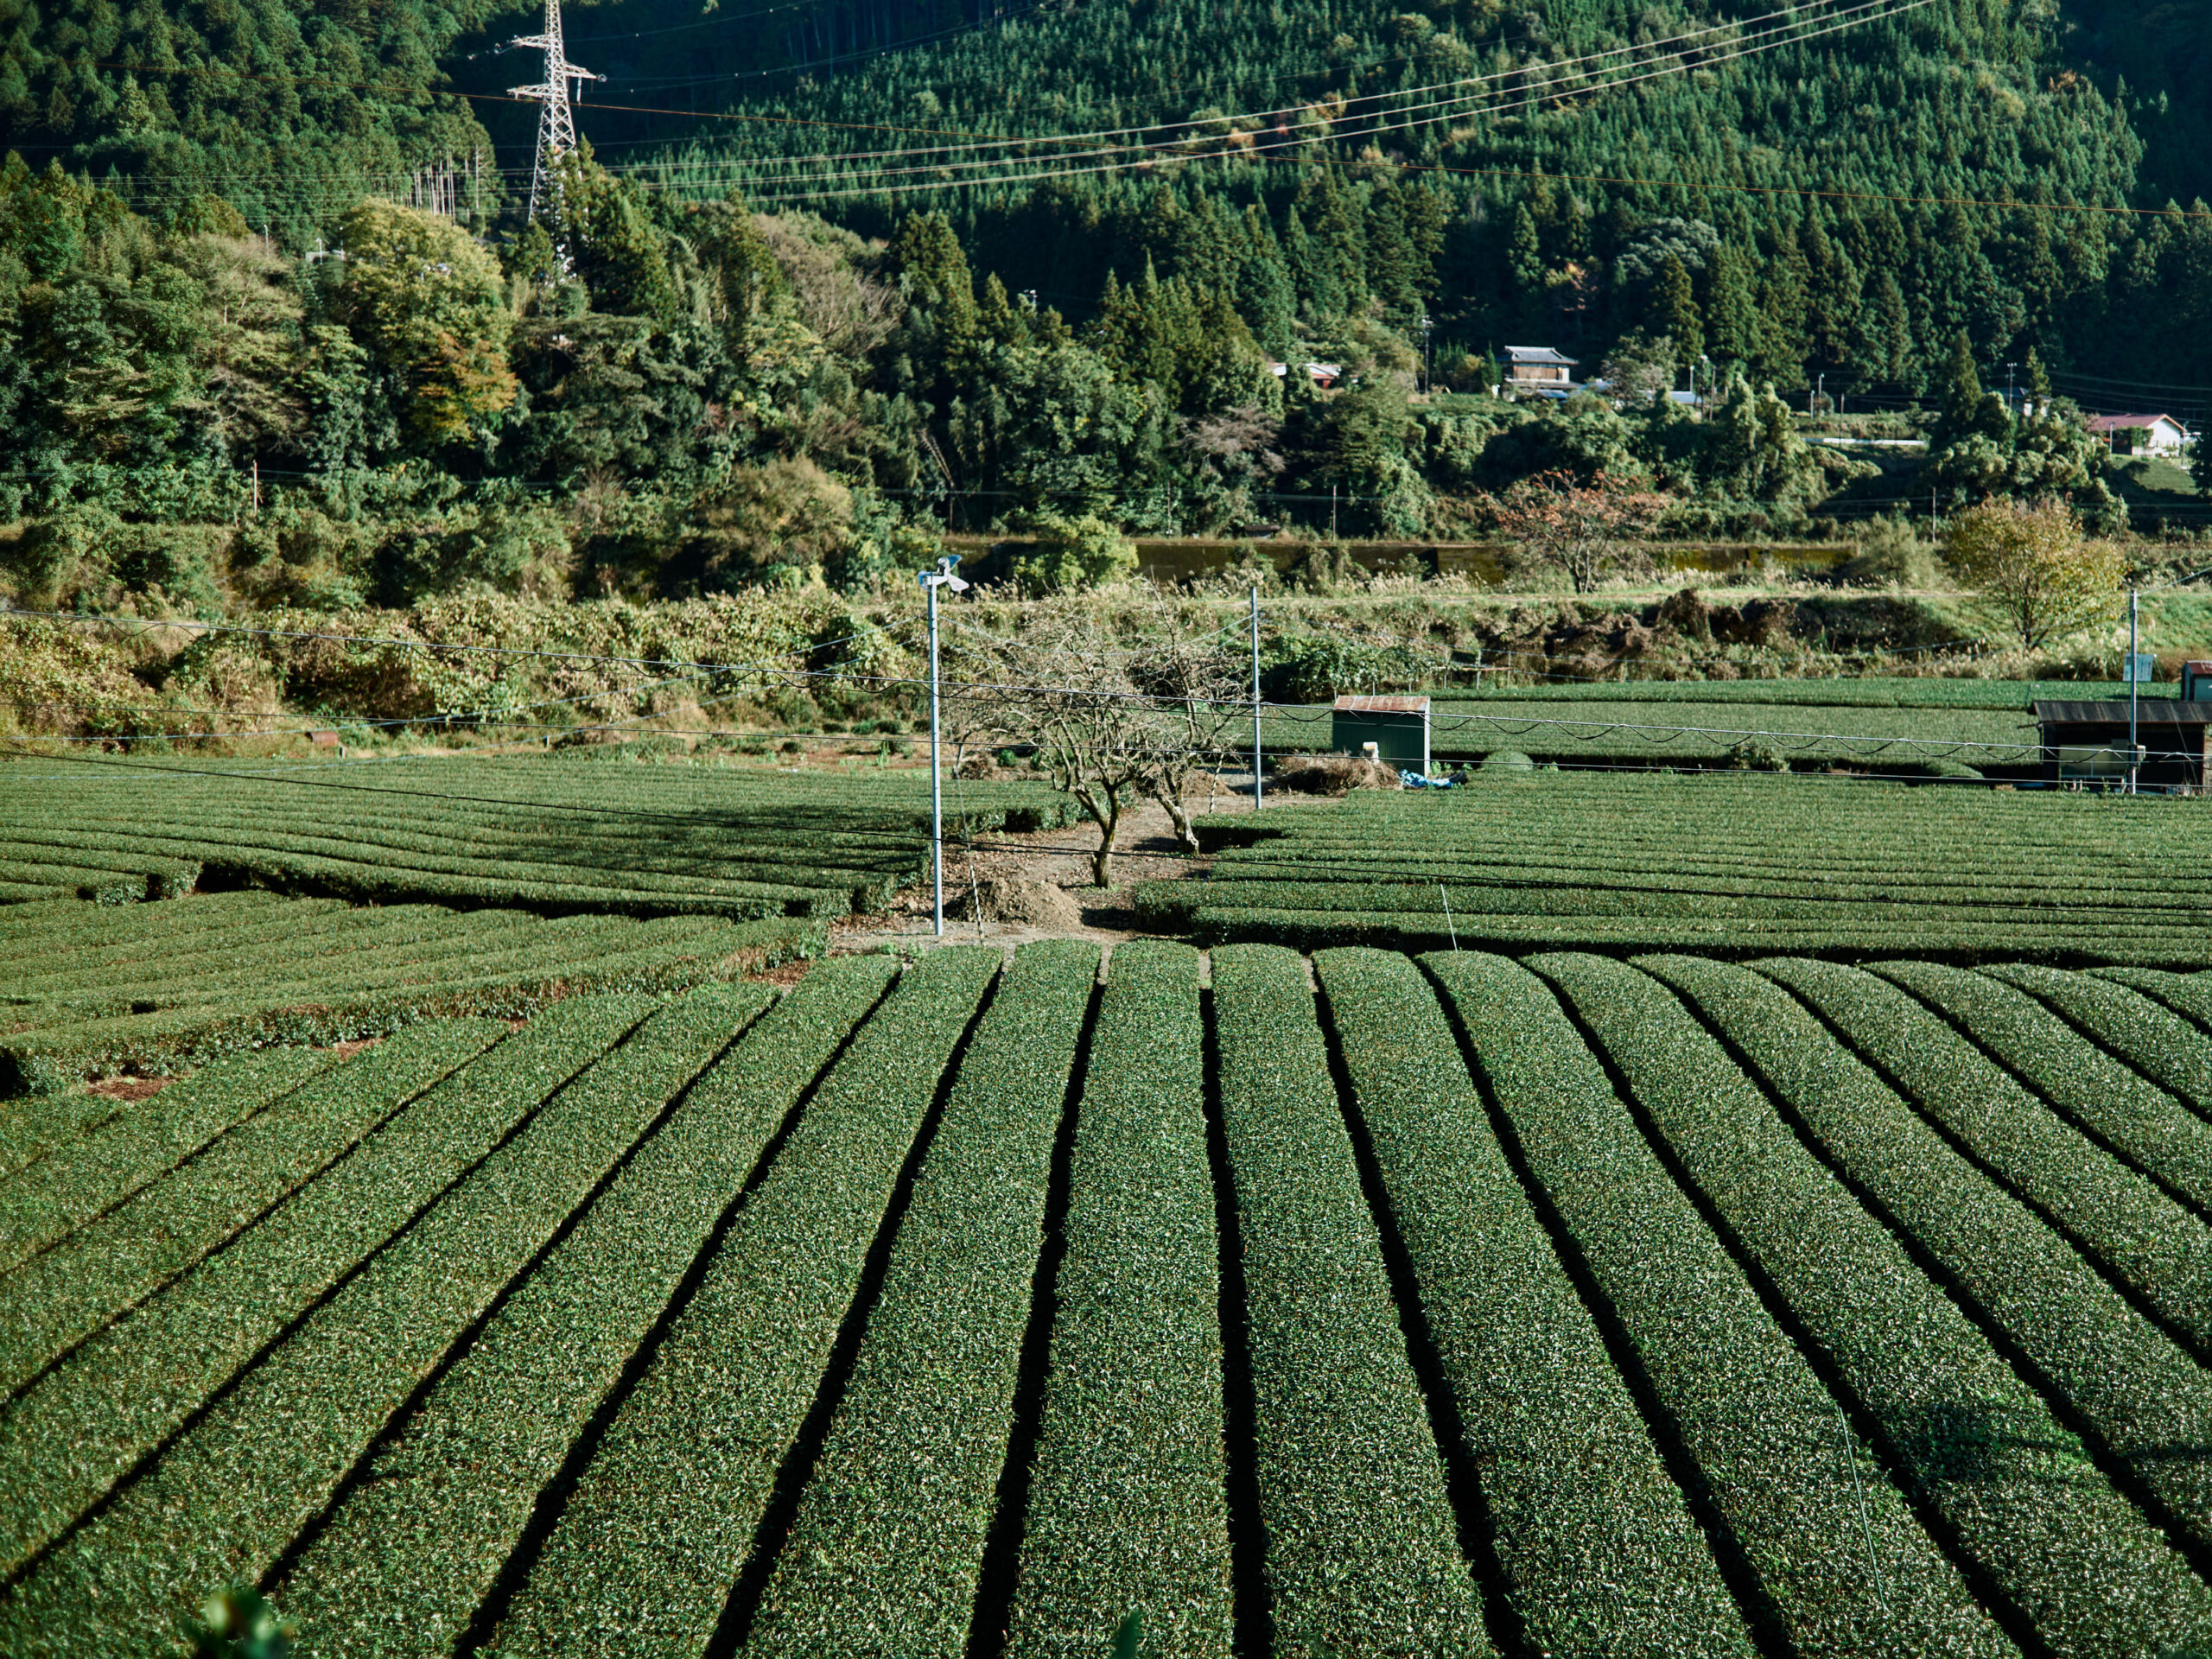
[{"left": 828, "top": 787, "right": 1336, "bottom": 957}]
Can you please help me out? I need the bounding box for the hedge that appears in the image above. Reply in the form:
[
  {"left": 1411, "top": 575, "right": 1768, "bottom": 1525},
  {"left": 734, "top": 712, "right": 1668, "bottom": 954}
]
[
  {"left": 0, "top": 1046, "right": 334, "bottom": 1274},
  {"left": 1640, "top": 954, "right": 2212, "bottom": 1564},
  {"left": 1311, "top": 947, "right": 1751, "bottom": 1659},
  {"left": 1208, "top": 944, "right": 1490, "bottom": 1657},
  {"left": 1423, "top": 950, "right": 2008, "bottom": 1659},
  {"left": 1871, "top": 961, "right": 2212, "bottom": 1216},
  {"left": 0, "top": 983, "right": 766, "bottom": 1659},
  {"left": 1538, "top": 952, "right": 2212, "bottom": 1656},
  {"left": 1762, "top": 957, "right": 2212, "bottom": 1357},
  {"left": 1985, "top": 964, "right": 2212, "bottom": 1116},
  {"left": 1006, "top": 941, "right": 1232, "bottom": 1659},
  {"left": 0, "top": 992, "right": 654, "bottom": 1584},
  {"left": 487, "top": 946, "right": 1002, "bottom": 1658},
  {"left": 276, "top": 958, "right": 900, "bottom": 1659},
  {"left": 0, "top": 1019, "right": 505, "bottom": 1397},
  {"left": 744, "top": 941, "right": 1100, "bottom": 1659}
]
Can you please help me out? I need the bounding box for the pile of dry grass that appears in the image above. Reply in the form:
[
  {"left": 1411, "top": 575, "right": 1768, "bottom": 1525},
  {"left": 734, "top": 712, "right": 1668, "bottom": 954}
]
[{"left": 1270, "top": 753, "right": 1402, "bottom": 795}]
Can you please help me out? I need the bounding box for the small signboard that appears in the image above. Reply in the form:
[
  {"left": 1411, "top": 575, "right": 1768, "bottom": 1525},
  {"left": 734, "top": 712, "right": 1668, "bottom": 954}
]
[{"left": 2125, "top": 652, "right": 2157, "bottom": 683}]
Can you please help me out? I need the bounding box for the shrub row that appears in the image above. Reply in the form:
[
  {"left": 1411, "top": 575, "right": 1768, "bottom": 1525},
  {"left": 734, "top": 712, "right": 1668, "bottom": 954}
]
[
  {"left": 0, "top": 912, "right": 818, "bottom": 1096},
  {"left": 2100, "top": 965, "right": 2212, "bottom": 1031},
  {"left": 0, "top": 1046, "right": 333, "bottom": 1274},
  {"left": 0, "top": 983, "right": 768, "bottom": 1659},
  {"left": 743, "top": 941, "right": 1100, "bottom": 1659},
  {"left": 0, "top": 1020, "right": 505, "bottom": 1397},
  {"left": 1006, "top": 941, "right": 1234, "bottom": 1659},
  {"left": 487, "top": 946, "right": 1002, "bottom": 1658},
  {"left": 0, "top": 855, "right": 200, "bottom": 905},
  {"left": 1160, "top": 878, "right": 2161, "bottom": 932},
  {"left": 0, "top": 823, "right": 845, "bottom": 920},
  {"left": 1985, "top": 964, "right": 2212, "bottom": 1116},
  {"left": 1310, "top": 947, "right": 1751, "bottom": 1658},
  {"left": 275, "top": 960, "right": 900, "bottom": 1658},
  {"left": 7, "top": 903, "right": 527, "bottom": 1005},
  {"left": 1871, "top": 961, "right": 2212, "bottom": 1215},
  {"left": 1641, "top": 954, "right": 2212, "bottom": 1562},
  {"left": 11, "top": 909, "right": 714, "bottom": 1016},
  {"left": 0, "top": 891, "right": 313, "bottom": 966},
  {"left": 1424, "top": 950, "right": 2008, "bottom": 1658},
  {"left": 1179, "top": 905, "right": 2212, "bottom": 968},
  {"left": 1209, "top": 944, "right": 1491, "bottom": 1656},
  {"left": 7, "top": 809, "right": 899, "bottom": 915},
  {"left": 158, "top": 798, "right": 924, "bottom": 893},
  {"left": 1758, "top": 958, "right": 2212, "bottom": 1357},
  {"left": 1538, "top": 952, "right": 2212, "bottom": 1656},
  {"left": 0, "top": 992, "right": 655, "bottom": 1580}
]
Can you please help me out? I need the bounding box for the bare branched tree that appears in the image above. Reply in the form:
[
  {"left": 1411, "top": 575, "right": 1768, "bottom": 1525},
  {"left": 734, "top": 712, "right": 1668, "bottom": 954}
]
[
  {"left": 1128, "top": 614, "right": 1247, "bottom": 855},
  {"left": 945, "top": 602, "right": 1243, "bottom": 884}
]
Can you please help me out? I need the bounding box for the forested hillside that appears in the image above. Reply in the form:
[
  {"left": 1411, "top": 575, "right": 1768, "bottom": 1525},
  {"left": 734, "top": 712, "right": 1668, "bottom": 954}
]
[{"left": 0, "top": 0, "right": 2205, "bottom": 613}]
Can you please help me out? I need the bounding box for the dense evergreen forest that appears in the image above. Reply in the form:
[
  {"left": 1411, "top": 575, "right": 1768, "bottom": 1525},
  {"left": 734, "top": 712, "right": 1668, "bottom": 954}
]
[{"left": 0, "top": 0, "right": 2207, "bottom": 608}]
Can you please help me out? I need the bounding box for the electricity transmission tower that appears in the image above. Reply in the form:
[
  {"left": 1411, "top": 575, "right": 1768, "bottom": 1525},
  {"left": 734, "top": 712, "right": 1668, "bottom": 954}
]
[{"left": 509, "top": 0, "right": 601, "bottom": 231}]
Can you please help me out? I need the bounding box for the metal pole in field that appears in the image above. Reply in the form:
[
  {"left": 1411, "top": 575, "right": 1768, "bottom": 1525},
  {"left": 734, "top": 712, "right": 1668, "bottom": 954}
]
[
  {"left": 2129, "top": 586, "right": 2139, "bottom": 797},
  {"left": 1249, "top": 585, "right": 1263, "bottom": 811},
  {"left": 918, "top": 555, "right": 969, "bottom": 936}
]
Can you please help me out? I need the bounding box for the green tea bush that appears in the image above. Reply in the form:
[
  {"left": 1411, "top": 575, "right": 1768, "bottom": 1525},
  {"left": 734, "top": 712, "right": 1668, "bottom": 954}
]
[
  {"left": 1540, "top": 952, "right": 2212, "bottom": 1656},
  {"left": 1313, "top": 948, "right": 1751, "bottom": 1657},
  {"left": 489, "top": 949, "right": 1001, "bottom": 1658},
  {"left": 276, "top": 960, "right": 899, "bottom": 1654},
  {"left": 1760, "top": 959, "right": 2212, "bottom": 1356},
  {"left": 1426, "top": 951, "right": 2007, "bottom": 1657},
  {"left": 1642, "top": 955, "right": 2212, "bottom": 1563}
]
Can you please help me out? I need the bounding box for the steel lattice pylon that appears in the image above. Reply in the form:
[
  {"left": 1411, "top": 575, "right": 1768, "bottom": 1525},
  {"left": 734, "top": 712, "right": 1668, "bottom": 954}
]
[{"left": 509, "top": 0, "right": 601, "bottom": 232}]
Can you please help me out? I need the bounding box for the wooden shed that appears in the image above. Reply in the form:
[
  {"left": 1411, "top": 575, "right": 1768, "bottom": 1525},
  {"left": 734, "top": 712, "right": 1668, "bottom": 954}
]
[
  {"left": 2031, "top": 698, "right": 2212, "bottom": 789},
  {"left": 1332, "top": 695, "right": 1430, "bottom": 772}
]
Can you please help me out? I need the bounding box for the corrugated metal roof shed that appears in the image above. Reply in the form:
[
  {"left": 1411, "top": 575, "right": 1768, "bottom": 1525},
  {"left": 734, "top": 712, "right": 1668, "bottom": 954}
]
[
  {"left": 1332, "top": 696, "right": 1430, "bottom": 771},
  {"left": 2032, "top": 701, "right": 2212, "bottom": 724},
  {"left": 1332, "top": 696, "right": 1433, "bottom": 714}
]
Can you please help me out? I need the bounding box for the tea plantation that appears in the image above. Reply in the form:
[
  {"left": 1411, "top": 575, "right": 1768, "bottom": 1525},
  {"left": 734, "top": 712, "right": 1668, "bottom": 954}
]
[
  {"left": 3, "top": 943, "right": 2210, "bottom": 1656},
  {"left": 1143, "top": 771, "right": 2212, "bottom": 964}
]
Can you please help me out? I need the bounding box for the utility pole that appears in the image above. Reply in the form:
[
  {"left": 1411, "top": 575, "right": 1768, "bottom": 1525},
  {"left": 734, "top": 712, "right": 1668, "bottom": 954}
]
[
  {"left": 2128, "top": 585, "right": 2140, "bottom": 797},
  {"left": 918, "top": 555, "right": 969, "bottom": 936},
  {"left": 510, "top": 0, "right": 601, "bottom": 238},
  {"left": 1249, "top": 586, "right": 1263, "bottom": 812},
  {"left": 1417, "top": 314, "right": 1433, "bottom": 395},
  {"left": 2006, "top": 359, "right": 2018, "bottom": 416},
  {"left": 1331, "top": 485, "right": 1338, "bottom": 543}
]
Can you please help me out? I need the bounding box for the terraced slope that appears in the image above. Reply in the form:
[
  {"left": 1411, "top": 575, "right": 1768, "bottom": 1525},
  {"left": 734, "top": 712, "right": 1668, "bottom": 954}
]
[{"left": 2, "top": 949, "right": 2208, "bottom": 1656}]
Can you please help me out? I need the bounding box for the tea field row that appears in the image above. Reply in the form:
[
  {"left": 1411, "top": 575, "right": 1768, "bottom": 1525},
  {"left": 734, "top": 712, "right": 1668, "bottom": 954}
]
[
  {"left": 0, "top": 755, "right": 1077, "bottom": 916},
  {"left": 0, "top": 891, "right": 817, "bottom": 1096},
  {"left": 3, "top": 943, "right": 2209, "bottom": 1656},
  {"left": 1148, "top": 772, "right": 2212, "bottom": 964}
]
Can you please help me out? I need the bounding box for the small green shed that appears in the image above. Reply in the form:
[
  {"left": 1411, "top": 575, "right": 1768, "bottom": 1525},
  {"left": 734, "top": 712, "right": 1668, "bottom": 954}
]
[{"left": 1332, "top": 695, "right": 1431, "bottom": 772}]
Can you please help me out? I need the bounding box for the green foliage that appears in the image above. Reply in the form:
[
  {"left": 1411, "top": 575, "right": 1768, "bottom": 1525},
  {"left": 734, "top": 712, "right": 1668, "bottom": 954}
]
[
  {"left": 1642, "top": 954, "right": 2212, "bottom": 1593},
  {"left": 1541, "top": 953, "right": 2212, "bottom": 1656},
  {"left": 1007, "top": 939, "right": 1232, "bottom": 1658},
  {"left": 1427, "top": 950, "right": 2011, "bottom": 1654},
  {"left": 0, "top": 991, "right": 654, "bottom": 1601},
  {"left": 741, "top": 942, "right": 1097, "bottom": 1656},
  {"left": 272, "top": 958, "right": 895, "bottom": 1651},
  {"left": 184, "top": 1587, "right": 293, "bottom": 1659},
  {"left": 485, "top": 948, "right": 1001, "bottom": 1658},
  {"left": 1007, "top": 510, "right": 1139, "bottom": 594},
  {"left": 1210, "top": 944, "right": 1494, "bottom": 1653},
  {"left": 1141, "top": 772, "right": 2212, "bottom": 965},
  {"left": 1763, "top": 958, "right": 2212, "bottom": 1355}
]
